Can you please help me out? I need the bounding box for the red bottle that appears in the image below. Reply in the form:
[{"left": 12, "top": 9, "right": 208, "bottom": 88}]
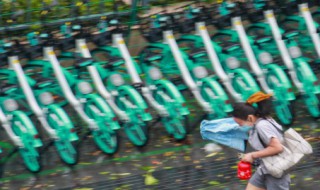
[{"left": 237, "top": 161, "right": 252, "bottom": 180}]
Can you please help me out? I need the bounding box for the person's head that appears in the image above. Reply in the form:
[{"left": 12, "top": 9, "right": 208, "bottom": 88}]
[{"left": 232, "top": 92, "right": 273, "bottom": 127}]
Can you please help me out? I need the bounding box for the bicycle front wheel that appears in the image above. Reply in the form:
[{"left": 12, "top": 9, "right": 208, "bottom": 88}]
[
  {"left": 303, "top": 93, "right": 320, "bottom": 118},
  {"left": 54, "top": 140, "right": 78, "bottom": 165},
  {"left": 12, "top": 114, "right": 42, "bottom": 173},
  {"left": 19, "top": 147, "right": 41, "bottom": 173},
  {"left": 123, "top": 120, "right": 149, "bottom": 147},
  {"left": 85, "top": 102, "right": 120, "bottom": 155},
  {"left": 47, "top": 107, "right": 79, "bottom": 165},
  {"left": 274, "top": 101, "right": 295, "bottom": 126}
]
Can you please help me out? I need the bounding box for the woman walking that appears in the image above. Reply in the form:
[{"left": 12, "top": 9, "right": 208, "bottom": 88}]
[{"left": 232, "top": 91, "right": 291, "bottom": 190}]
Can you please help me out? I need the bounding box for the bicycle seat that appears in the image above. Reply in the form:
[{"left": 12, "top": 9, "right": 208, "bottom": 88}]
[
  {"left": 25, "top": 45, "right": 42, "bottom": 59},
  {"left": 142, "top": 28, "right": 163, "bottom": 43},
  {"left": 0, "top": 84, "right": 18, "bottom": 95},
  {"left": 34, "top": 78, "right": 55, "bottom": 89},
  {"left": 75, "top": 57, "right": 94, "bottom": 68},
  {"left": 215, "top": 15, "right": 232, "bottom": 29},
  {"left": 0, "top": 53, "right": 7, "bottom": 66},
  {"left": 171, "top": 75, "right": 184, "bottom": 86},
  {"left": 144, "top": 52, "right": 163, "bottom": 63},
  {"left": 247, "top": 10, "right": 264, "bottom": 23},
  {"left": 283, "top": 29, "right": 300, "bottom": 39},
  {"left": 221, "top": 42, "right": 240, "bottom": 52},
  {"left": 58, "top": 37, "right": 75, "bottom": 51},
  {"left": 132, "top": 82, "right": 145, "bottom": 92},
  {"left": 272, "top": 56, "right": 283, "bottom": 64},
  {"left": 91, "top": 31, "right": 112, "bottom": 46},
  {"left": 254, "top": 35, "right": 272, "bottom": 44},
  {"left": 189, "top": 48, "right": 207, "bottom": 59},
  {"left": 103, "top": 57, "right": 125, "bottom": 68}
]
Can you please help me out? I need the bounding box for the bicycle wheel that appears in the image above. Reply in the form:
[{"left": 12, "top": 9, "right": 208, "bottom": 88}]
[
  {"left": 200, "top": 84, "right": 228, "bottom": 119},
  {"left": 92, "top": 129, "right": 120, "bottom": 155},
  {"left": 303, "top": 93, "right": 320, "bottom": 118},
  {"left": 11, "top": 117, "right": 41, "bottom": 172},
  {"left": 47, "top": 108, "right": 78, "bottom": 165},
  {"left": 161, "top": 116, "right": 187, "bottom": 140},
  {"left": 123, "top": 120, "right": 149, "bottom": 147},
  {"left": 54, "top": 140, "right": 78, "bottom": 165},
  {"left": 19, "top": 146, "right": 41, "bottom": 173},
  {"left": 154, "top": 88, "right": 188, "bottom": 140},
  {"left": 274, "top": 101, "right": 295, "bottom": 126},
  {"left": 116, "top": 96, "right": 149, "bottom": 147},
  {"left": 85, "top": 102, "right": 120, "bottom": 155}
]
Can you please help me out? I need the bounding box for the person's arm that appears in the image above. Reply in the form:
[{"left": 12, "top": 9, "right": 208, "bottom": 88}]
[{"left": 241, "top": 137, "right": 283, "bottom": 163}]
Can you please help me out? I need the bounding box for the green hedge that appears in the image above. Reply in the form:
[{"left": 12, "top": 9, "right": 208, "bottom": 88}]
[
  {"left": 0, "top": 0, "right": 130, "bottom": 24},
  {"left": 0, "top": 0, "right": 220, "bottom": 25}
]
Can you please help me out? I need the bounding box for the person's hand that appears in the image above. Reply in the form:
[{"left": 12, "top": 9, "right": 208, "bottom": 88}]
[{"left": 241, "top": 153, "right": 254, "bottom": 163}]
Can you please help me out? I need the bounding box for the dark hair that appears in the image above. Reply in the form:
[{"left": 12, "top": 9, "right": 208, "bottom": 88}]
[{"left": 232, "top": 98, "right": 273, "bottom": 120}]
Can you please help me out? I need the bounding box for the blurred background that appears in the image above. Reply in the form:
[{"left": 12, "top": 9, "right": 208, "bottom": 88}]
[{"left": 0, "top": 0, "right": 319, "bottom": 189}]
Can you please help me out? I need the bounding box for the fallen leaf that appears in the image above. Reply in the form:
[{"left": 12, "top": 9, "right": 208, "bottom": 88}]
[
  {"left": 208, "top": 181, "right": 221, "bottom": 185},
  {"left": 19, "top": 188, "right": 31, "bottom": 190},
  {"left": 144, "top": 173, "right": 159, "bottom": 186},
  {"left": 230, "top": 165, "right": 238, "bottom": 169},
  {"left": 82, "top": 176, "right": 93, "bottom": 181},
  {"left": 205, "top": 152, "right": 218, "bottom": 158},
  {"left": 99, "top": 172, "right": 110, "bottom": 175},
  {"left": 164, "top": 152, "right": 174, "bottom": 157},
  {"left": 140, "top": 166, "right": 154, "bottom": 171},
  {"left": 110, "top": 176, "right": 118, "bottom": 180},
  {"left": 91, "top": 151, "right": 102, "bottom": 156},
  {"left": 215, "top": 156, "right": 226, "bottom": 161},
  {"left": 151, "top": 160, "right": 161, "bottom": 165},
  {"left": 34, "top": 184, "right": 43, "bottom": 188},
  {"left": 111, "top": 173, "right": 131, "bottom": 176},
  {"left": 115, "top": 184, "right": 132, "bottom": 190},
  {"left": 304, "top": 177, "right": 313, "bottom": 181}
]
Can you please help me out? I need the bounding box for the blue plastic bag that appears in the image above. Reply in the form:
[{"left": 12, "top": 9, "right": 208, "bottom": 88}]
[{"left": 200, "top": 117, "right": 251, "bottom": 152}]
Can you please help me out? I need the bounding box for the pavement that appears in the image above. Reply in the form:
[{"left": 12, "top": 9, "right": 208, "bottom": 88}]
[{"left": 0, "top": 94, "right": 320, "bottom": 190}]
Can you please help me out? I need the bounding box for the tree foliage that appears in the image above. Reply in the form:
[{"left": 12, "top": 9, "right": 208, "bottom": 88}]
[
  {"left": 0, "top": 0, "right": 125, "bottom": 24},
  {"left": 0, "top": 0, "right": 218, "bottom": 27}
]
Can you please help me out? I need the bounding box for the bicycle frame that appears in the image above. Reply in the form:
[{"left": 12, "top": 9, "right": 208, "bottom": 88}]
[
  {"left": 232, "top": 17, "right": 272, "bottom": 94},
  {"left": 264, "top": 10, "right": 320, "bottom": 117},
  {"left": 58, "top": 23, "right": 153, "bottom": 146},
  {"left": 8, "top": 53, "right": 81, "bottom": 161},
  {"left": 0, "top": 83, "right": 43, "bottom": 172},
  {"left": 88, "top": 27, "right": 190, "bottom": 140}
]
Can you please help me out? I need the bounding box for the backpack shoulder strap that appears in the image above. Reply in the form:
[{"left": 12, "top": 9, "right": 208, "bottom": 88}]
[
  {"left": 265, "top": 119, "right": 284, "bottom": 135},
  {"left": 256, "top": 128, "right": 267, "bottom": 148},
  {"left": 255, "top": 118, "right": 284, "bottom": 148}
]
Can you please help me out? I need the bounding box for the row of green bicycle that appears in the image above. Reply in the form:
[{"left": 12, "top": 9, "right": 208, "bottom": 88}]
[
  {"left": 1, "top": 0, "right": 320, "bottom": 173},
  {"left": 0, "top": 1, "right": 194, "bottom": 173},
  {"left": 137, "top": 0, "right": 320, "bottom": 125}
]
